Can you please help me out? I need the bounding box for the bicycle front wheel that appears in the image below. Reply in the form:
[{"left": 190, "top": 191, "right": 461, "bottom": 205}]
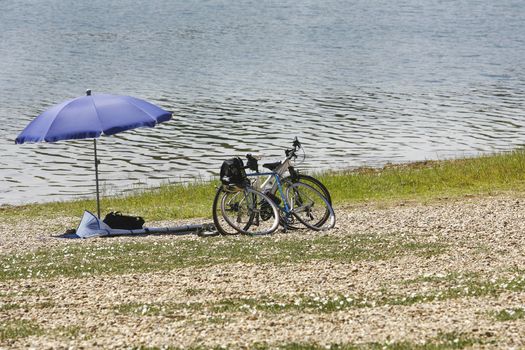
[
  {"left": 220, "top": 187, "right": 280, "bottom": 236},
  {"left": 286, "top": 182, "right": 335, "bottom": 230},
  {"left": 282, "top": 174, "right": 332, "bottom": 204}
]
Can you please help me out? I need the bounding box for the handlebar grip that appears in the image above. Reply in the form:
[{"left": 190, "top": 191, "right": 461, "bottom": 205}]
[{"left": 293, "top": 137, "right": 301, "bottom": 149}]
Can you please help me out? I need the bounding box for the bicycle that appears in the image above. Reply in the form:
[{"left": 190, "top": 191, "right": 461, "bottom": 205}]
[{"left": 212, "top": 140, "right": 335, "bottom": 235}]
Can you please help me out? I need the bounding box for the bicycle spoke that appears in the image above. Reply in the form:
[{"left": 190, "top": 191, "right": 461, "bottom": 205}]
[
  {"left": 220, "top": 187, "right": 279, "bottom": 235},
  {"left": 286, "top": 182, "right": 335, "bottom": 230}
]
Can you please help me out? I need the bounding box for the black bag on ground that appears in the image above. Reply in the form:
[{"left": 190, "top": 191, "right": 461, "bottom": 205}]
[
  {"left": 103, "top": 212, "right": 145, "bottom": 229},
  {"left": 220, "top": 157, "right": 248, "bottom": 186}
]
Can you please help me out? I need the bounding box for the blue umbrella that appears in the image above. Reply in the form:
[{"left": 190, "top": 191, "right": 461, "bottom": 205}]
[{"left": 16, "top": 90, "right": 172, "bottom": 217}]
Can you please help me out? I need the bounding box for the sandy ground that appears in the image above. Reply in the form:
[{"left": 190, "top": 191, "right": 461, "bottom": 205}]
[{"left": 1, "top": 195, "right": 525, "bottom": 349}]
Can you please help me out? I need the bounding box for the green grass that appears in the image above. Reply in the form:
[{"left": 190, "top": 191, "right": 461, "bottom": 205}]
[
  {"left": 317, "top": 149, "right": 525, "bottom": 205},
  {"left": 0, "top": 303, "right": 22, "bottom": 312},
  {"left": 53, "top": 325, "right": 85, "bottom": 340},
  {"left": 2, "top": 149, "right": 525, "bottom": 222},
  {"left": 492, "top": 308, "right": 525, "bottom": 322},
  {"left": 402, "top": 272, "right": 483, "bottom": 286},
  {"left": 246, "top": 333, "right": 486, "bottom": 350},
  {"left": 115, "top": 271, "right": 525, "bottom": 317},
  {"left": 133, "top": 332, "right": 487, "bottom": 350},
  {"left": 0, "top": 301, "right": 54, "bottom": 312},
  {"left": 0, "top": 321, "right": 88, "bottom": 344},
  {"left": 0, "top": 232, "right": 446, "bottom": 281},
  {"left": 0, "top": 181, "right": 216, "bottom": 222},
  {"left": 0, "top": 320, "right": 43, "bottom": 342}
]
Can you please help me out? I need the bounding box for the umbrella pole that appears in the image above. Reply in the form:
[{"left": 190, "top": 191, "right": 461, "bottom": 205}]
[{"left": 93, "top": 139, "right": 101, "bottom": 218}]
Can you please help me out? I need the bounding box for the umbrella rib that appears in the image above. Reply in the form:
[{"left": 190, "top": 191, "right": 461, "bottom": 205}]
[
  {"left": 125, "top": 98, "right": 161, "bottom": 124},
  {"left": 89, "top": 95, "right": 105, "bottom": 135},
  {"left": 40, "top": 99, "right": 74, "bottom": 143}
]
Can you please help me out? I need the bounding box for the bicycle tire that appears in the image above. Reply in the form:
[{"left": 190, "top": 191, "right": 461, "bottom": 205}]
[
  {"left": 220, "top": 187, "right": 280, "bottom": 236},
  {"left": 279, "top": 177, "right": 331, "bottom": 230},
  {"left": 286, "top": 182, "right": 335, "bottom": 230},
  {"left": 212, "top": 187, "right": 241, "bottom": 235},
  {"left": 282, "top": 174, "right": 332, "bottom": 204}
]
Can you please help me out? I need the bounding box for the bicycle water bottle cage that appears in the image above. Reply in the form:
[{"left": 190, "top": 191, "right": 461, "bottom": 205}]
[{"left": 220, "top": 157, "right": 249, "bottom": 187}]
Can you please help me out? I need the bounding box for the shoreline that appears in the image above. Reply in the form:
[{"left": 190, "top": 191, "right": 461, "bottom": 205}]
[{"left": 2, "top": 148, "right": 525, "bottom": 221}]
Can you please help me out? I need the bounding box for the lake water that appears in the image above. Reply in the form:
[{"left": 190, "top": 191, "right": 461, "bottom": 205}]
[{"left": 1, "top": 0, "right": 524, "bottom": 205}]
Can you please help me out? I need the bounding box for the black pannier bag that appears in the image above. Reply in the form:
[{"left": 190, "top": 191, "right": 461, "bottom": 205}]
[
  {"left": 220, "top": 157, "right": 248, "bottom": 186},
  {"left": 103, "top": 211, "right": 145, "bottom": 229}
]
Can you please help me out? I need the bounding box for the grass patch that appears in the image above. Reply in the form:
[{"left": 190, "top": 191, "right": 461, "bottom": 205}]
[
  {"left": 117, "top": 273, "right": 525, "bottom": 318},
  {"left": 184, "top": 288, "right": 205, "bottom": 296},
  {"left": 216, "top": 272, "right": 524, "bottom": 309},
  {"left": 392, "top": 272, "right": 525, "bottom": 306},
  {"left": 1, "top": 288, "right": 49, "bottom": 297},
  {"left": 0, "top": 301, "right": 55, "bottom": 312},
  {"left": 51, "top": 325, "right": 92, "bottom": 341},
  {"left": 0, "top": 181, "right": 217, "bottom": 222},
  {"left": 116, "top": 301, "right": 201, "bottom": 317},
  {"left": 0, "top": 319, "right": 43, "bottom": 341},
  {"left": 250, "top": 333, "right": 484, "bottom": 349},
  {"left": 492, "top": 308, "right": 525, "bottom": 322},
  {"left": 0, "top": 303, "right": 22, "bottom": 311},
  {"left": 115, "top": 296, "right": 372, "bottom": 318},
  {"left": 0, "top": 233, "right": 446, "bottom": 281},
  {"left": 402, "top": 272, "right": 482, "bottom": 286},
  {"left": 2, "top": 149, "right": 525, "bottom": 222},
  {"left": 317, "top": 149, "right": 525, "bottom": 205},
  {"left": 211, "top": 295, "right": 369, "bottom": 313},
  {"left": 132, "top": 332, "right": 487, "bottom": 349}
]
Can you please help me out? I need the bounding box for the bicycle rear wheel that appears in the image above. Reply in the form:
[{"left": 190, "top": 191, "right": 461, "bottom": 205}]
[
  {"left": 286, "top": 182, "right": 335, "bottom": 230},
  {"left": 220, "top": 187, "right": 280, "bottom": 236},
  {"left": 212, "top": 187, "right": 241, "bottom": 235}
]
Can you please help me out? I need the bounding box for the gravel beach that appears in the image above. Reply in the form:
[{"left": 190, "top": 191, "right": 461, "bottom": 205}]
[{"left": 1, "top": 195, "right": 525, "bottom": 349}]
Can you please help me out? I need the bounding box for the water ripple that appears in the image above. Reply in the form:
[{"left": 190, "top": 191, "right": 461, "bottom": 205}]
[{"left": 2, "top": 0, "right": 525, "bottom": 204}]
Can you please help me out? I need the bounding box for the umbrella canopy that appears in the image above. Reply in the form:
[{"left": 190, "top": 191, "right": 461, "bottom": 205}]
[
  {"left": 15, "top": 90, "right": 172, "bottom": 217},
  {"left": 15, "top": 91, "right": 171, "bottom": 144}
]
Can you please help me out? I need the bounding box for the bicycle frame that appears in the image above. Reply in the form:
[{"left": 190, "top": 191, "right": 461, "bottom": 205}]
[
  {"left": 250, "top": 157, "right": 293, "bottom": 192},
  {"left": 246, "top": 171, "right": 291, "bottom": 214}
]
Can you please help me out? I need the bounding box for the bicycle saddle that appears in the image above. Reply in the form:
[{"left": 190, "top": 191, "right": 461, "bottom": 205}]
[{"left": 262, "top": 161, "right": 281, "bottom": 171}]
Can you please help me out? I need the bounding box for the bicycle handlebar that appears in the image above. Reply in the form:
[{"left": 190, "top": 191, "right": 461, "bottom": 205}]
[
  {"left": 285, "top": 137, "right": 302, "bottom": 160},
  {"left": 245, "top": 137, "right": 302, "bottom": 169},
  {"left": 293, "top": 137, "right": 301, "bottom": 149}
]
